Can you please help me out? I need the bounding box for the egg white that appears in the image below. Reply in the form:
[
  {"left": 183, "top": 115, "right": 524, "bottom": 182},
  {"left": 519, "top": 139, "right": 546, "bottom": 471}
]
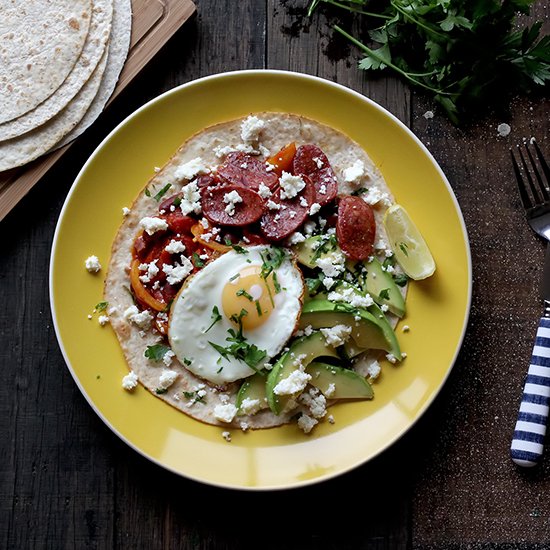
[{"left": 168, "top": 245, "right": 304, "bottom": 385}]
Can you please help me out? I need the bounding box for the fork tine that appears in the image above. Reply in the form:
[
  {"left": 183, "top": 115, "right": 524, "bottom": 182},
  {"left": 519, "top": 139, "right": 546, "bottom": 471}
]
[
  {"left": 526, "top": 144, "right": 550, "bottom": 202},
  {"left": 533, "top": 140, "right": 550, "bottom": 188},
  {"left": 511, "top": 149, "right": 533, "bottom": 210},
  {"left": 518, "top": 146, "right": 543, "bottom": 206}
]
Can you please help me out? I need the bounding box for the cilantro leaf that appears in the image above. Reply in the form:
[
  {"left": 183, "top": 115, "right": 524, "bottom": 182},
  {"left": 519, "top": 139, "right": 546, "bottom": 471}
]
[
  {"left": 144, "top": 344, "right": 171, "bottom": 361},
  {"left": 154, "top": 183, "right": 172, "bottom": 202},
  {"left": 204, "top": 306, "right": 222, "bottom": 333},
  {"left": 95, "top": 301, "right": 108, "bottom": 312}
]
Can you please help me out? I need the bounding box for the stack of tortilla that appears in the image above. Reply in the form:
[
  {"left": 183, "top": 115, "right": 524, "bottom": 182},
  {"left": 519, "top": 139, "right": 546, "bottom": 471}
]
[{"left": 0, "top": 0, "right": 132, "bottom": 172}]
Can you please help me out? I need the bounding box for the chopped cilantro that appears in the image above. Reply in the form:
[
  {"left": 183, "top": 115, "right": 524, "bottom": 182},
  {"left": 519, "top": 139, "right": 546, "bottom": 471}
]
[
  {"left": 394, "top": 274, "right": 408, "bottom": 287},
  {"left": 312, "top": 234, "right": 337, "bottom": 262},
  {"left": 172, "top": 196, "right": 182, "bottom": 207},
  {"left": 216, "top": 366, "right": 224, "bottom": 374},
  {"left": 255, "top": 300, "right": 263, "bottom": 316},
  {"left": 192, "top": 252, "right": 205, "bottom": 268},
  {"left": 95, "top": 301, "right": 108, "bottom": 312},
  {"left": 229, "top": 273, "right": 240, "bottom": 282},
  {"left": 155, "top": 388, "right": 168, "bottom": 395},
  {"left": 272, "top": 271, "right": 281, "bottom": 293},
  {"left": 144, "top": 344, "right": 171, "bottom": 361},
  {"left": 232, "top": 243, "right": 247, "bottom": 254},
  {"left": 382, "top": 255, "right": 396, "bottom": 269},
  {"left": 236, "top": 289, "right": 254, "bottom": 301},
  {"left": 144, "top": 187, "right": 151, "bottom": 197},
  {"left": 352, "top": 187, "right": 368, "bottom": 196},
  {"left": 204, "top": 306, "right": 222, "bottom": 333},
  {"left": 183, "top": 357, "right": 192, "bottom": 366},
  {"left": 154, "top": 183, "right": 172, "bottom": 202},
  {"left": 306, "top": 277, "right": 322, "bottom": 295},
  {"left": 183, "top": 391, "right": 195, "bottom": 399},
  {"left": 398, "top": 242, "right": 409, "bottom": 256},
  {"left": 379, "top": 288, "right": 390, "bottom": 301}
]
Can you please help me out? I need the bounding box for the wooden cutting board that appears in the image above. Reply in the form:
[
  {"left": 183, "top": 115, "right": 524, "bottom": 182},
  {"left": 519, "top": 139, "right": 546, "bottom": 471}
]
[{"left": 0, "top": 0, "right": 196, "bottom": 222}]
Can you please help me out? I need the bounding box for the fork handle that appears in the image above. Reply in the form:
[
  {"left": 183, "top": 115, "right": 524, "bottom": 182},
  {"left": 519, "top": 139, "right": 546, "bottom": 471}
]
[{"left": 511, "top": 317, "right": 550, "bottom": 467}]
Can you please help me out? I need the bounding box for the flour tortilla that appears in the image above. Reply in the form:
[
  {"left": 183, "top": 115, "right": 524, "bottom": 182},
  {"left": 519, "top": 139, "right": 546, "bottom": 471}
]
[
  {"left": 0, "top": 48, "right": 107, "bottom": 172},
  {"left": 0, "top": 0, "right": 92, "bottom": 124},
  {"left": 57, "top": 0, "right": 132, "bottom": 148},
  {"left": 104, "top": 113, "right": 406, "bottom": 429},
  {"left": 0, "top": 0, "right": 113, "bottom": 140}
]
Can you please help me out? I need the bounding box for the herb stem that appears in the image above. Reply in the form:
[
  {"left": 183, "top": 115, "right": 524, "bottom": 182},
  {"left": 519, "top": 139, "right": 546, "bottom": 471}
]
[
  {"left": 390, "top": 1, "right": 447, "bottom": 40},
  {"left": 333, "top": 25, "right": 453, "bottom": 96},
  {"left": 312, "top": 0, "right": 391, "bottom": 19}
]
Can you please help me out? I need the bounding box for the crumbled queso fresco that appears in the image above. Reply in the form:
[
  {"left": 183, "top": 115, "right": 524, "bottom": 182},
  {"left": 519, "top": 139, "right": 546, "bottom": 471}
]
[{"left": 85, "top": 255, "right": 101, "bottom": 273}]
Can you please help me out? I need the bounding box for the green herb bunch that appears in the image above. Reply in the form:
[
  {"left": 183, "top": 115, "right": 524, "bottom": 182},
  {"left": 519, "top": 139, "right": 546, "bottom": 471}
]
[{"left": 308, "top": 0, "right": 550, "bottom": 123}]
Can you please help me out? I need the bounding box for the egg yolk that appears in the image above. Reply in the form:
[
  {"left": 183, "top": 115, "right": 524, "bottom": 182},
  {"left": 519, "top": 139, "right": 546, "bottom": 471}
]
[{"left": 222, "top": 266, "right": 278, "bottom": 330}]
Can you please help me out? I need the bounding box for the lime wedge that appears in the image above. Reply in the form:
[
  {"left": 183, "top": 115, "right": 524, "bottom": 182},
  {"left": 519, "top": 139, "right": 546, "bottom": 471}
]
[{"left": 383, "top": 204, "right": 436, "bottom": 280}]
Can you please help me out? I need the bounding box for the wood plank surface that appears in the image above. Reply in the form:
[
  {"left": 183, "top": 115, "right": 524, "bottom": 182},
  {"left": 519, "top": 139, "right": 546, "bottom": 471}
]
[{"left": 1, "top": 1, "right": 549, "bottom": 548}]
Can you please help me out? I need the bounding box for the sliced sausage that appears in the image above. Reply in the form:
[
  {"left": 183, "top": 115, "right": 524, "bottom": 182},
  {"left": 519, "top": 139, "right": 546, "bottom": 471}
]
[
  {"left": 293, "top": 144, "right": 338, "bottom": 206},
  {"left": 217, "top": 152, "right": 278, "bottom": 191},
  {"left": 260, "top": 176, "right": 315, "bottom": 241},
  {"left": 201, "top": 185, "right": 265, "bottom": 227},
  {"left": 336, "top": 196, "right": 376, "bottom": 260}
]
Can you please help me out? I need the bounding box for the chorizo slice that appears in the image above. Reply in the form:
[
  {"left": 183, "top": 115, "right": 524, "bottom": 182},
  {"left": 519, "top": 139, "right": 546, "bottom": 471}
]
[
  {"left": 293, "top": 144, "right": 338, "bottom": 206},
  {"left": 217, "top": 152, "right": 278, "bottom": 191},
  {"left": 260, "top": 177, "right": 315, "bottom": 241},
  {"left": 336, "top": 196, "right": 376, "bottom": 260},
  {"left": 201, "top": 185, "right": 264, "bottom": 227}
]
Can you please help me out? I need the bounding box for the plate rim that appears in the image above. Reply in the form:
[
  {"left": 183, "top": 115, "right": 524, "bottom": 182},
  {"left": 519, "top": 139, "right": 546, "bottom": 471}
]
[{"left": 49, "top": 69, "right": 473, "bottom": 490}]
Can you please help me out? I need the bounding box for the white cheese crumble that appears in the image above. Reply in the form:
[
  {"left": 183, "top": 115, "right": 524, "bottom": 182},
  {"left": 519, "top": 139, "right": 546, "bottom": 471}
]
[
  {"left": 298, "top": 414, "right": 318, "bottom": 434},
  {"left": 497, "top": 123, "right": 511, "bottom": 137},
  {"left": 402, "top": 325, "right": 410, "bottom": 332},
  {"left": 315, "top": 250, "right": 346, "bottom": 279},
  {"left": 240, "top": 115, "right": 265, "bottom": 143},
  {"left": 309, "top": 203, "right": 321, "bottom": 215},
  {"left": 174, "top": 157, "right": 210, "bottom": 182},
  {"left": 313, "top": 156, "right": 324, "bottom": 169},
  {"left": 362, "top": 186, "right": 391, "bottom": 207},
  {"left": 257, "top": 182, "right": 272, "bottom": 199},
  {"left": 163, "top": 350, "right": 175, "bottom": 366},
  {"left": 325, "top": 383, "right": 336, "bottom": 398},
  {"left": 214, "top": 403, "right": 238, "bottom": 423},
  {"left": 266, "top": 199, "right": 281, "bottom": 211},
  {"left": 386, "top": 353, "right": 398, "bottom": 364},
  {"left": 327, "top": 286, "right": 374, "bottom": 308},
  {"left": 98, "top": 315, "right": 109, "bottom": 326},
  {"left": 328, "top": 414, "right": 335, "bottom": 424},
  {"left": 158, "top": 370, "right": 178, "bottom": 390},
  {"left": 162, "top": 256, "right": 193, "bottom": 285},
  {"left": 213, "top": 143, "right": 258, "bottom": 158},
  {"left": 273, "top": 370, "right": 311, "bottom": 396},
  {"left": 180, "top": 181, "right": 202, "bottom": 215},
  {"left": 139, "top": 217, "right": 168, "bottom": 236},
  {"left": 122, "top": 207, "right": 131, "bottom": 216},
  {"left": 122, "top": 371, "right": 139, "bottom": 391},
  {"left": 138, "top": 260, "right": 159, "bottom": 284},
  {"left": 240, "top": 397, "right": 262, "bottom": 416},
  {"left": 343, "top": 159, "right": 365, "bottom": 184},
  {"left": 123, "top": 305, "right": 154, "bottom": 329},
  {"left": 323, "top": 276, "right": 336, "bottom": 290},
  {"left": 299, "top": 388, "right": 327, "bottom": 419},
  {"left": 320, "top": 325, "right": 352, "bottom": 347},
  {"left": 223, "top": 189, "right": 243, "bottom": 216},
  {"left": 279, "top": 172, "right": 306, "bottom": 199},
  {"left": 287, "top": 231, "right": 306, "bottom": 245},
  {"left": 367, "top": 360, "right": 381, "bottom": 379},
  {"left": 85, "top": 255, "right": 101, "bottom": 273},
  {"left": 222, "top": 431, "right": 232, "bottom": 442},
  {"left": 380, "top": 304, "right": 389, "bottom": 313},
  {"left": 165, "top": 240, "right": 186, "bottom": 254}
]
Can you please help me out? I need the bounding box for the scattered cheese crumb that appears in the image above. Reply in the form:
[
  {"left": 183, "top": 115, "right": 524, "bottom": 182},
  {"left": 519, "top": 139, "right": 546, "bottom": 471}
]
[
  {"left": 300, "top": 388, "right": 327, "bottom": 419},
  {"left": 123, "top": 305, "right": 154, "bottom": 329},
  {"left": 402, "top": 325, "right": 410, "bottom": 333},
  {"left": 223, "top": 189, "right": 243, "bottom": 216},
  {"left": 138, "top": 260, "right": 159, "bottom": 284},
  {"left": 240, "top": 397, "right": 262, "bottom": 416},
  {"left": 85, "top": 255, "right": 101, "bottom": 273},
  {"left": 122, "top": 371, "right": 139, "bottom": 391},
  {"left": 180, "top": 181, "right": 202, "bottom": 215},
  {"left": 320, "top": 325, "right": 352, "bottom": 347},
  {"left": 122, "top": 207, "right": 131, "bottom": 216},
  {"left": 139, "top": 217, "right": 168, "bottom": 236},
  {"left": 266, "top": 199, "right": 281, "bottom": 211},
  {"left": 328, "top": 414, "right": 335, "bottom": 424},
  {"left": 343, "top": 160, "right": 365, "bottom": 184},
  {"left": 274, "top": 370, "right": 311, "bottom": 396},
  {"left": 309, "top": 203, "right": 321, "bottom": 215},
  {"left": 165, "top": 240, "right": 186, "bottom": 254},
  {"left": 257, "top": 182, "right": 272, "bottom": 199},
  {"left": 279, "top": 172, "right": 306, "bottom": 199},
  {"left": 163, "top": 350, "right": 175, "bottom": 366},
  {"left": 158, "top": 370, "right": 178, "bottom": 390},
  {"left": 385, "top": 353, "right": 398, "bottom": 364},
  {"left": 287, "top": 232, "right": 306, "bottom": 245},
  {"left": 367, "top": 360, "right": 381, "bottom": 379},
  {"left": 325, "top": 383, "right": 336, "bottom": 398},
  {"left": 174, "top": 157, "right": 210, "bottom": 182},
  {"left": 240, "top": 115, "right": 265, "bottom": 143},
  {"left": 222, "top": 431, "right": 232, "bottom": 442},
  {"left": 162, "top": 256, "right": 193, "bottom": 285},
  {"left": 298, "top": 414, "right": 318, "bottom": 434},
  {"left": 98, "top": 315, "right": 109, "bottom": 326},
  {"left": 380, "top": 304, "right": 389, "bottom": 313},
  {"left": 214, "top": 403, "right": 238, "bottom": 423}
]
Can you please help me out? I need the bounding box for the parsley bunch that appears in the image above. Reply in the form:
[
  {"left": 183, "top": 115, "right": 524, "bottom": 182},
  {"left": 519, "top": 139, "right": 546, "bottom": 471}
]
[{"left": 308, "top": 0, "right": 550, "bottom": 123}]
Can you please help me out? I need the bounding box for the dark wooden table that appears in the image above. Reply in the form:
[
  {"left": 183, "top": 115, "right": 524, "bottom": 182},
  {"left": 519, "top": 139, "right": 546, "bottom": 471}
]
[{"left": 2, "top": 1, "right": 550, "bottom": 548}]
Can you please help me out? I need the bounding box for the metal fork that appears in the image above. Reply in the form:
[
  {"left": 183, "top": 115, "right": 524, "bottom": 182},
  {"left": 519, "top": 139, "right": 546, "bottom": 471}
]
[{"left": 510, "top": 140, "right": 550, "bottom": 467}]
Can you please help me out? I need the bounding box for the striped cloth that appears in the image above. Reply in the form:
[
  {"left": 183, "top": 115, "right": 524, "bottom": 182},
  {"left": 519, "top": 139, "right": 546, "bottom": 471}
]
[{"left": 511, "top": 317, "right": 550, "bottom": 467}]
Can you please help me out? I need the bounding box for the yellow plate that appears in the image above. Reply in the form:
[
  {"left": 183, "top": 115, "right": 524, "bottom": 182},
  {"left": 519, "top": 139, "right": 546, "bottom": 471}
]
[{"left": 50, "top": 70, "right": 471, "bottom": 490}]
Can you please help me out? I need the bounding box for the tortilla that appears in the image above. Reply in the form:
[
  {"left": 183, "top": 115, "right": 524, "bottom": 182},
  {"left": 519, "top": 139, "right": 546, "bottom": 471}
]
[
  {"left": 0, "top": 0, "right": 113, "bottom": 141},
  {"left": 104, "top": 113, "right": 406, "bottom": 429},
  {"left": 56, "top": 0, "right": 132, "bottom": 148},
  {"left": 0, "top": 0, "right": 92, "bottom": 124},
  {"left": 0, "top": 49, "right": 108, "bottom": 172}
]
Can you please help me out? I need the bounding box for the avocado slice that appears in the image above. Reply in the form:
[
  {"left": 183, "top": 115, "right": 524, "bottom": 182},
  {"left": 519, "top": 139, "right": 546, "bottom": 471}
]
[
  {"left": 292, "top": 234, "right": 341, "bottom": 269},
  {"left": 342, "top": 339, "right": 367, "bottom": 360},
  {"left": 298, "top": 299, "right": 401, "bottom": 360},
  {"left": 362, "top": 257, "right": 406, "bottom": 317},
  {"left": 307, "top": 362, "right": 373, "bottom": 399},
  {"left": 266, "top": 331, "right": 339, "bottom": 415},
  {"left": 236, "top": 373, "right": 268, "bottom": 415}
]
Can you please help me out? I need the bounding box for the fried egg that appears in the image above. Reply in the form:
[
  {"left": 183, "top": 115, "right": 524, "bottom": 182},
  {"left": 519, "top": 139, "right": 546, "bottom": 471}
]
[{"left": 168, "top": 245, "right": 304, "bottom": 385}]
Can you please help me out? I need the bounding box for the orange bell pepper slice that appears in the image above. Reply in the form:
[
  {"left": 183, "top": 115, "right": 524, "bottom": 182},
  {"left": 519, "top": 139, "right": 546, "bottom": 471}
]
[
  {"left": 130, "top": 259, "right": 166, "bottom": 312},
  {"left": 190, "top": 223, "right": 232, "bottom": 253},
  {"left": 266, "top": 142, "right": 296, "bottom": 175}
]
